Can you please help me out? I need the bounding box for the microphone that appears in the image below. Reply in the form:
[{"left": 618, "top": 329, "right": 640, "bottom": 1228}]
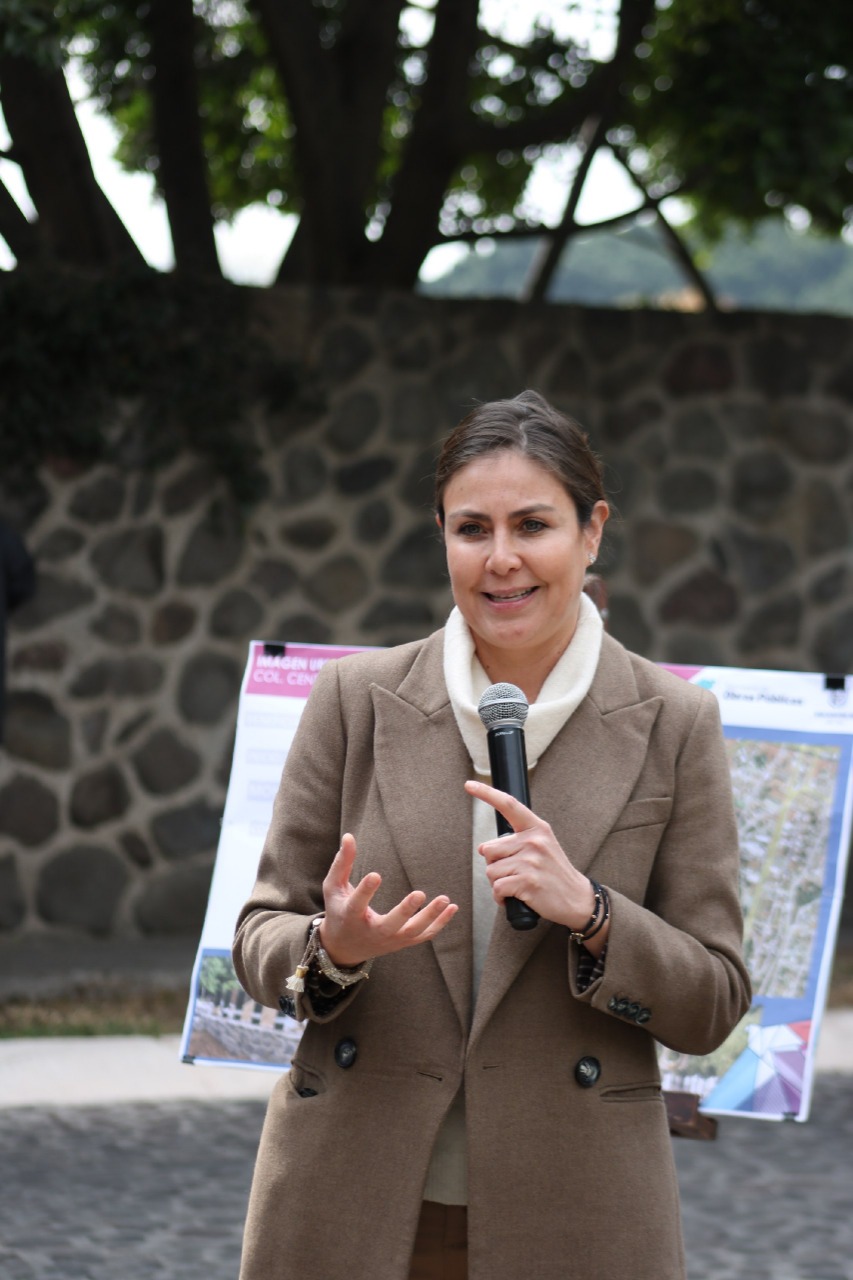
[{"left": 477, "top": 683, "right": 539, "bottom": 931}]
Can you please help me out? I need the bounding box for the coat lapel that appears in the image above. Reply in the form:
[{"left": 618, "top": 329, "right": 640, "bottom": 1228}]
[
  {"left": 469, "top": 635, "right": 663, "bottom": 1050},
  {"left": 371, "top": 634, "right": 474, "bottom": 1033}
]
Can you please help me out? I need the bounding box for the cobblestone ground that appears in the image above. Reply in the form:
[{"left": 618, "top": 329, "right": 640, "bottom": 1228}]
[{"left": 2, "top": 1074, "right": 851, "bottom": 1280}]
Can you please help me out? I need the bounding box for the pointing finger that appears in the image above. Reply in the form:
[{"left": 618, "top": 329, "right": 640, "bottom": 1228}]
[{"left": 465, "top": 779, "right": 535, "bottom": 832}]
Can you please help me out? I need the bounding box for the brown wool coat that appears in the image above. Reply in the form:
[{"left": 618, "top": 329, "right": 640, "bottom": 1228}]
[{"left": 233, "top": 629, "right": 751, "bottom": 1280}]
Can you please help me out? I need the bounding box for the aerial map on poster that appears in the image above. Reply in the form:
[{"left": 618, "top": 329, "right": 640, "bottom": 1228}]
[{"left": 181, "top": 645, "right": 853, "bottom": 1124}]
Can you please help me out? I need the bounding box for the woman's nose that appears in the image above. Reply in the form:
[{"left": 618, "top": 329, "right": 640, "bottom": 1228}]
[{"left": 485, "top": 532, "right": 521, "bottom": 573}]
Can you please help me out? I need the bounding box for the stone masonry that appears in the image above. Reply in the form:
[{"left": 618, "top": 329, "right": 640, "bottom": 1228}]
[{"left": 1, "top": 288, "right": 851, "bottom": 943}]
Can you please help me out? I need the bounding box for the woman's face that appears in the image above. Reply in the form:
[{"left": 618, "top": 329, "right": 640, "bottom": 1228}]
[{"left": 441, "top": 449, "right": 608, "bottom": 676}]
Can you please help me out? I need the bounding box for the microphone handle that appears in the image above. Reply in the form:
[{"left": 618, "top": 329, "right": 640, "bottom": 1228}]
[{"left": 486, "top": 725, "right": 540, "bottom": 931}]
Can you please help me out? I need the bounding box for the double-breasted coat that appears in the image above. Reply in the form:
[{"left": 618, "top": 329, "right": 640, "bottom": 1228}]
[{"left": 233, "top": 628, "right": 751, "bottom": 1280}]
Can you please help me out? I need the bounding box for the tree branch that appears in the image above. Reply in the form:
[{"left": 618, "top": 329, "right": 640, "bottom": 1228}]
[
  {"left": 521, "top": 113, "right": 608, "bottom": 302},
  {"left": 0, "top": 174, "right": 41, "bottom": 263},
  {"left": 611, "top": 145, "right": 719, "bottom": 311},
  {"left": 146, "top": 0, "right": 221, "bottom": 277}
]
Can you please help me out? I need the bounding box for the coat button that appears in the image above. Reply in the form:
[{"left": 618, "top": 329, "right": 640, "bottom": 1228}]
[
  {"left": 334, "top": 1038, "right": 358, "bottom": 1069},
  {"left": 574, "top": 1056, "right": 601, "bottom": 1088}
]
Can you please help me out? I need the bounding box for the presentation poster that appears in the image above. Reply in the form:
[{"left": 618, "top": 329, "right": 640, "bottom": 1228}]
[{"left": 181, "top": 646, "right": 853, "bottom": 1123}]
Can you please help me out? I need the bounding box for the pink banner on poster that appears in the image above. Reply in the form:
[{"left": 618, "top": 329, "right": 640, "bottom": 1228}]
[
  {"left": 661, "top": 664, "right": 705, "bottom": 682},
  {"left": 244, "top": 642, "right": 361, "bottom": 699}
]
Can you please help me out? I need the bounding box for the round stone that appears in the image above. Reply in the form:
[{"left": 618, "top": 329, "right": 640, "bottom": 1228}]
[
  {"left": 151, "top": 600, "right": 197, "bottom": 644},
  {"left": 70, "top": 764, "right": 131, "bottom": 828},
  {"left": 177, "top": 499, "right": 243, "bottom": 586},
  {"left": 251, "top": 558, "right": 299, "bottom": 598},
  {"left": 334, "top": 456, "right": 396, "bottom": 496},
  {"left": 11, "top": 573, "right": 95, "bottom": 631},
  {"left": 671, "top": 409, "right": 727, "bottom": 459},
  {"left": 4, "top": 691, "right": 71, "bottom": 769},
  {"left": 281, "top": 447, "right": 327, "bottom": 505},
  {"left": 11, "top": 641, "right": 68, "bottom": 673},
  {"left": 602, "top": 399, "right": 660, "bottom": 444},
  {"left": 726, "top": 528, "right": 795, "bottom": 591},
  {"left": 731, "top": 452, "right": 793, "bottom": 522},
  {"left": 803, "top": 481, "right": 849, "bottom": 557},
  {"left": 210, "top": 589, "right": 264, "bottom": 638},
  {"left": 90, "top": 527, "right": 164, "bottom": 596},
  {"left": 150, "top": 800, "right": 222, "bottom": 860},
  {"left": 778, "top": 408, "right": 850, "bottom": 463},
  {"left": 0, "top": 854, "right": 25, "bottom": 930},
  {"left": 390, "top": 385, "right": 440, "bottom": 444},
  {"left": 274, "top": 613, "right": 332, "bottom": 644},
  {"left": 401, "top": 447, "right": 439, "bottom": 512},
  {"left": 746, "top": 336, "right": 809, "bottom": 396},
  {"left": 657, "top": 468, "right": 719, "bottom": 515},
  {"left": 813, "top": 607, "right": 853, "bottom": 674},
  {"left": 133, "top": 863, "right": 213, "bottom": 936},
  {"left": 0, "top": 774, "right": 59, "bottom": 846},
  {"left": 354, "top": 499, "right": 392, "bottom": 544},
  {"left": 664, "top": 342, "right": 734, "bottom": 395},
  {"left": 631, "top": 521, "right": 699, "bottom": 586},
  {"left": 90, "top": 604, "right": 142, "bottom": 647},
  {"left": 37, "top": 845, "right": 129, "bottom": 936},
  {"left": 381, "top": 526, "right": 448, "bottom": 590},
  {"left": 360, "top": 598, "right": 435, "bottom": 631},
  {"left": 37, "top": 528, "right": 85, "bottom": 561},
  {"left": 303, "top": 555, "right": 370, "bottom": 614},
  {"left": 607, "top": 595, "right": 652, "bottom": 656},
  {"left": 69, "top": 474, "right": 126, "bottom": 523},
  {"left": 324, "top": 391, "right": 380, "bottom": 453},
  {"left": 659, "top": 569, "right": 739, "bottom": 626},
  {"left": 177, "top": 652, "right": 241, "bottom": 724},
  {"left": 279, "top": 518, "right": 336, "bottom": 551},
  {"left": 69, "top": 656, "right": 164, "bottom": 699},
  {"left": 132, "top": 729, "right": 201, "bottom": 796},
  {"left": 161, "top": 464, "right": 215, "bottom": 515},
  {"left": 738, "top": 595, "right": 803, "bottom": 654}
]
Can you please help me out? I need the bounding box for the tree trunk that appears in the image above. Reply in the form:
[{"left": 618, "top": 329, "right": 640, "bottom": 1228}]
[
  {"left": 0, "top": 49, "right": 144, "bottom": 269},
  {"left": 146, "top": 0, "right": 221, "bottom": 277},
  {"left": 369, "top": 0, "right": 482, "bottom": 288}
]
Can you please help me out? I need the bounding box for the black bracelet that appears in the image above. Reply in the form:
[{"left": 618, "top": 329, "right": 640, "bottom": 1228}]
[
  {"left": 569, "top": 880, "right": 609, "bottom": 943},
  {"left": 580, "top": 884, "right": 611, "bottom": 942},
  {"left": 570, "top": 879, "right": 603, "bottom": 941}
]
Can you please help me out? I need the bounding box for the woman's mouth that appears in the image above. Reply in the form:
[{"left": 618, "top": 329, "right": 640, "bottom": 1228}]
[{"left": 483, "top": 587, "right": 538, "bottom": 603}]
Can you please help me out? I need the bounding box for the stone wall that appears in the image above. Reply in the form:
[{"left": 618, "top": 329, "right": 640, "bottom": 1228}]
[{"left": 2, "top": 288, "right": 851, "bottom": 943}]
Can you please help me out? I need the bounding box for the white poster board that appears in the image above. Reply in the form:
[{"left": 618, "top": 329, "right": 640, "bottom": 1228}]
[{"left": 181, "top": 645, "right": 853, "bottom": 1121}]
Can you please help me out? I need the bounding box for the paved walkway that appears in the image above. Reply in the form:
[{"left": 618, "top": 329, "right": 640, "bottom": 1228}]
[{"left": 1, "top": 1036, "right": 852, "bottom": 1279}]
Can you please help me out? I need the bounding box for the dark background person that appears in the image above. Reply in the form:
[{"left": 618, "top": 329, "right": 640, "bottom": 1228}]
[
  {"left": 0, "top": 517, "right": 36, "bottom": 744},
  {"left": 233, "top": 391, "right": 751, "bottom": 1280}
]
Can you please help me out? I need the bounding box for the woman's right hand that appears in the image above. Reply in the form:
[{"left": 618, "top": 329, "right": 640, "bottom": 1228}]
[{"left": 318, "top": 833, "right": 458, "bottom": 968}]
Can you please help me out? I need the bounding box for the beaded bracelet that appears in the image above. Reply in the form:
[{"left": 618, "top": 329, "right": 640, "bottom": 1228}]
[
  {"left": 579, "top": 884, "right": 610, "bottom": 942},
  {"left": 569, "top": 879, "right": 609, "bottom": 944}
]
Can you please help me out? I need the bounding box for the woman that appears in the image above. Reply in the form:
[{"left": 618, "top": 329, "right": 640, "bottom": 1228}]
[{"left": 233, "top": 390, "right": 751, "bottom": 1280}]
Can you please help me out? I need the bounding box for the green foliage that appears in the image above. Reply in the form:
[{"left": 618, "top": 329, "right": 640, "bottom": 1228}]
[
  {"left": 0, "top": 267, "right": 304, "bottom": 502},
  {"left": 629, "top": 0, "right": 853, "bottom": 237}
]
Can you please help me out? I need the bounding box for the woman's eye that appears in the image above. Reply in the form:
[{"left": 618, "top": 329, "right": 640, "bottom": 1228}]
[
  {"left": 457, "top": 522, "right": 483, "bottom": 537},
  {"left": 521, "top": 518, "right": 546, "bottom": 533}
]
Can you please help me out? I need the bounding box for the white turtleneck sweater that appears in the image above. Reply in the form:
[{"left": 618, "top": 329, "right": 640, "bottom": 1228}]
[{"left": 423, "top": 591, "right": 604, "bottom": 1204}]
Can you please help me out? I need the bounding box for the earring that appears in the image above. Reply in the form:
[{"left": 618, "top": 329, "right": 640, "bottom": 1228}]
[{"left": 588, "top": 552, "right": 596, "bottom": 565}]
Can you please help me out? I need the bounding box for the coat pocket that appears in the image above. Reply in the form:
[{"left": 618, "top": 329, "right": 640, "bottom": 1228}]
[
  {"left": 288, "top": 1058, "right": 327, "bottom": 1099},
  {"left": 600, "top": 1080, "right": 663, "bottom": 1103},
  {"left": 609, "top": 796, "right": 672, "bottom": 833}
]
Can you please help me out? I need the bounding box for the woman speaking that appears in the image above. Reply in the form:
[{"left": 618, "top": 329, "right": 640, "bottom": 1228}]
[{"left": 233, "top": 390, "right": 751, "bottom": 1280}]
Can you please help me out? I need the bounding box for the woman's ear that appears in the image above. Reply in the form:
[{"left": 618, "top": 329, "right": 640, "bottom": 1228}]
[{"left": 435, "top": 512, "right": 444, "bottom": 535}]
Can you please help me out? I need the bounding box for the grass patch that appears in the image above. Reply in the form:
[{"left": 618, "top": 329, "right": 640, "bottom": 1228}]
[{"left": 0, "top": 988, "right": 189, "bottom": 1038}]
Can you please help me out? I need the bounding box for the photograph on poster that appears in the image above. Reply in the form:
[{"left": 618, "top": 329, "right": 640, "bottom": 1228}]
[{"left": 659, "top": 727, "right": 851, "bottom": 1121}]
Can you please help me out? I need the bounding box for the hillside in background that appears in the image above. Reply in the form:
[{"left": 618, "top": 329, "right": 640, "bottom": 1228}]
[{"left": 420, "top": 220, "right": 853, "bottom": 314}]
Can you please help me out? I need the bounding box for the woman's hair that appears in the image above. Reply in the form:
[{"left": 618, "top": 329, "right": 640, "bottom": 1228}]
[{"left": 434, "top": 390, "right": 606, "bottom": 526}]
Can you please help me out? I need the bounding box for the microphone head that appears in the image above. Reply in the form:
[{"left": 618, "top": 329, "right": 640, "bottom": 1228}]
[{"left": 478, "top": 682, "right": 529, "bottom": 730}]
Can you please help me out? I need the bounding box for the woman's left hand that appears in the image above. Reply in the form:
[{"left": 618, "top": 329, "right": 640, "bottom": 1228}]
[{"left": 465, "top": 779, "right": 596, "bottom": 933}]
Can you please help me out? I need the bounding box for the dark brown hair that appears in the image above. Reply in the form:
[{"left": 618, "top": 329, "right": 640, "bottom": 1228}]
[{"left": 434, "top": 390, "right": 606, "bottom": 526}]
